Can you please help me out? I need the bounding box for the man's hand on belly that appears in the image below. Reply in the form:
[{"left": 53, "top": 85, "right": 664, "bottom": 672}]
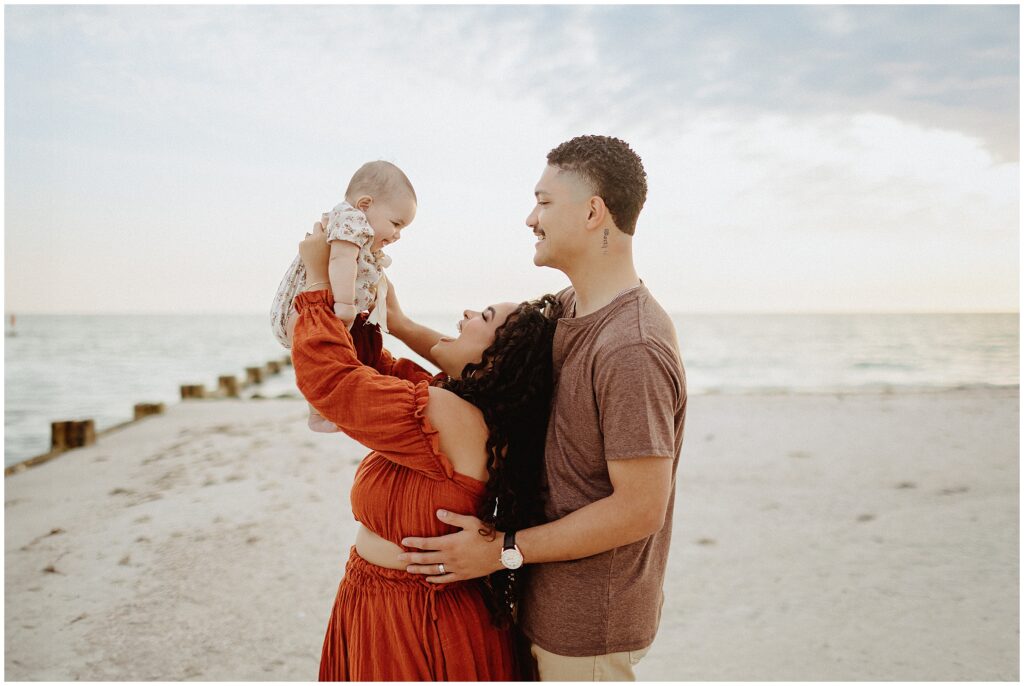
[
  {"left": 403, "top": 457, "right": 674, "bottom": 577},
  {"left": 399, "top": 510, "right": 505, "bottom": 583}
]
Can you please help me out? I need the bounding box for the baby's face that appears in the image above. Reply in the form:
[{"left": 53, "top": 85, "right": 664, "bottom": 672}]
[{"left": 363, "top": 193, "right": 417, "bottom": 252}]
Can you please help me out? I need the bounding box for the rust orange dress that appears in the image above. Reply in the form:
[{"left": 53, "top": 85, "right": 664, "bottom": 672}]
[{"left": 291, "top": 290, "right": 519, "bottom": 681}]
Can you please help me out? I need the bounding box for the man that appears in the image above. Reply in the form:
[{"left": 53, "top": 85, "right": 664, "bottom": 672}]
[{"left": 400, "top": 135, "right": 687, "bottom": 681}]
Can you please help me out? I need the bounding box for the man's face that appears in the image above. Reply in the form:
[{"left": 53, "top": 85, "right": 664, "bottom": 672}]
[{"left": 525, "top": 165, "right": 593, "bottom": 269}]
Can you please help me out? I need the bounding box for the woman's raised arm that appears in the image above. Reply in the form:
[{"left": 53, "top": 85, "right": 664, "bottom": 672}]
[
  {"left": 382, "top": 277, "right": 445, "bottom": 368},
  {"left": 291, "top": 224, "right": 449, "bottom": 477},
  {"left": 291, "top": 290, "right": 431, "bottom": 459}
]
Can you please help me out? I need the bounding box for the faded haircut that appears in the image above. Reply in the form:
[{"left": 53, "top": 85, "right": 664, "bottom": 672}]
[
  {"left": 547, "top": 135, "right": 647, "bottom": 236},
  {"left": 345, "top": 160, "right": 417, "bottom": 204}
]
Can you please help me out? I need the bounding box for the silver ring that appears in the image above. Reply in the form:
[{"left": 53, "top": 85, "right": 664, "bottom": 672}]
[
  {"left": 305, "top": 232, "right": 311, "bottom": 237},
  {"left": 437, "top": 563, "right": 446, "bottom": 575}
]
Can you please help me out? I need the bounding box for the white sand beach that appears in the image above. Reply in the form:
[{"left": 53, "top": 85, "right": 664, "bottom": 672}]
[{"left": 4, "top": 388, "right": 1019, "bottom": 681}]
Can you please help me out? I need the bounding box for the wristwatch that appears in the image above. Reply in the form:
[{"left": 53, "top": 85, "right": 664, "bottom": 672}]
[{"left": 500, "top": 530, "right": 524, "bottom": 570}]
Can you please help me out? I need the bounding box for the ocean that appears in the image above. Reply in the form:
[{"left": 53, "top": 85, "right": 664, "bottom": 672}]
[{"left": 3, "top": 312, "right": 1018, "bottom": 467}]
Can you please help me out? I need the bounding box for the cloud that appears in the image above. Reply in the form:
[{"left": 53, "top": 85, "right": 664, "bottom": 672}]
[
  {"left": 632, "top": 110, "right": 1018, "bottom": 311},
  {"left": 4, "top": 5, "right": 1018, "bottom": 314},
  {"left": 447, "top": 5, "right": 1020, "bottom": 161},
  {"left": 7, "top": 5, "right": 1016, "bottom": 157}
]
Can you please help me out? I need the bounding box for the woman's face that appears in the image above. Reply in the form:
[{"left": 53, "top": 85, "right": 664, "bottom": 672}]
[{"left": 431, "top": 302, "right": 519, "bottom": 378}]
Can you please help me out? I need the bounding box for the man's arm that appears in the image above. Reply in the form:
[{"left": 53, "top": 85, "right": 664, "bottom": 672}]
[
  {"left": 399, "top": 455, "right": 674, "bottom": 582},
  {"left": 517, "top": 456, "right": 673, "bottom": 562}
]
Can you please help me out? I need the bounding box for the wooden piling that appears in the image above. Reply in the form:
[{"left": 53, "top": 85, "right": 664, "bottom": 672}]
[
  {"left": 133, "top": 402, "right": 165, "bottom": 420},
  {"left": 51, "top": 421, "right": 71, "bottom": 451},
  {"left": 72, "top": 420, "right": 96, "bottom": 447},
  {"left": 180, "top": 384, "right": 206, "bottom": 399},
  {"left": 51, "top": 419, "right": 95, "bottom": 451},
  {"left": 10, "top": 354, "right": 297, "bottom": 477},
  {"left": 218, "top": 375, "right": 240, "bottom": 397}
]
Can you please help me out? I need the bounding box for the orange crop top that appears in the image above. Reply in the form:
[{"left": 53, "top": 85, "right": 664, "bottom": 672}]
[{"left": 292, "top": 290, "right": 487, "bottom": 547}]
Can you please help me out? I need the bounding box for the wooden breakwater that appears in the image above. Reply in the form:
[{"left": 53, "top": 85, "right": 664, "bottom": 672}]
[{"left": 4, "top": 355, "right": 294, "bottom": 477}]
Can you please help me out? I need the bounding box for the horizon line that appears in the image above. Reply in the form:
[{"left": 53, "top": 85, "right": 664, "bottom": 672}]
[{"left": 3, "top": 309, "right": 1020, "bottom": 317}]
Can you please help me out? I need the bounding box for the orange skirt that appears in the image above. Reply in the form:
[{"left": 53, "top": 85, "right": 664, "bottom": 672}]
[{"left": 318, "top": 548, "right": 519, "bottom": 681}]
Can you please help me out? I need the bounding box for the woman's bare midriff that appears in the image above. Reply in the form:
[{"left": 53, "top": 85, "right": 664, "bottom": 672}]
[{"left": 355, "top": 524, "right": 407, "bottom": 571}]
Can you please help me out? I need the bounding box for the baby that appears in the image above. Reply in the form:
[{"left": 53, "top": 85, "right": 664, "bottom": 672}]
[{"left": 270, "top": 160, "right": 417, "bottom": 432}]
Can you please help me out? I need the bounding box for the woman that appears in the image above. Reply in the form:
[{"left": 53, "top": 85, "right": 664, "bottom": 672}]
[{"left": 291, "top": 220, "right": 560, "bottom": 680}]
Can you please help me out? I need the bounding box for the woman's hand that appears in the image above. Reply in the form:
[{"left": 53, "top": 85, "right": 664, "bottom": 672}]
[
  {"left": 384, "top": 276, "right": 410, "bottom": 336},
  {"left": 378, "top": 278, "right": 442, "bottom": 368},
  {"left": 299, "top": 219, "right": 331, "bottom": 285}
]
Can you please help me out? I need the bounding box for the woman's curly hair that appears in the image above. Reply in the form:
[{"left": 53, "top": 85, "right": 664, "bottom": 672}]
[{"left": 438, "top": 293, "right": 562, "bottom": 628}]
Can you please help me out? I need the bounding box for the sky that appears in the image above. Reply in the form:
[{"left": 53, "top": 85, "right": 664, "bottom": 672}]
[{"left": 4, "top": 4, "right": 1019, "bottom": 314}]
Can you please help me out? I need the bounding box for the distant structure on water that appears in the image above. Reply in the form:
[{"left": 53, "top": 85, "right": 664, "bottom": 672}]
[{"left": 5, "top": 314, "right": 15, "bottom": 337}]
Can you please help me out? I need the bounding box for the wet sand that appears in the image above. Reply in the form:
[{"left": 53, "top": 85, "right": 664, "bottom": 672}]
[{"left": 4, "top": 388, "right": 1018, "bottom": 680}]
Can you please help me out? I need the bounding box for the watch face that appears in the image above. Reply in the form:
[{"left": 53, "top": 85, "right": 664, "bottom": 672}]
[{"left": 501, "top": 547, "right": 524, "bottom": 570}]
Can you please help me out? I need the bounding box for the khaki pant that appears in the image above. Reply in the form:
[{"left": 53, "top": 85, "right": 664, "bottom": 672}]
[{"left": 530, "top": 643, "right": 650, "bottom": 681}]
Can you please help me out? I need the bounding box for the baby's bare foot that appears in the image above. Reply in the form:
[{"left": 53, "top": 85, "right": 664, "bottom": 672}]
[{"left": 307, "top": 412, "right": 341, "bottom": 433}]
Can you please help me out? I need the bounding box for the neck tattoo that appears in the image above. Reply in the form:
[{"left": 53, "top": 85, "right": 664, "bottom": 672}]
[{"left": 601, "top": 227, "right": 609, "bottom": 253}]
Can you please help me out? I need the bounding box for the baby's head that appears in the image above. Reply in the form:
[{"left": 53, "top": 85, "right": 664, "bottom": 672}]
[{"left": 345, "top": 161, "right": 417, "bottom": 251}]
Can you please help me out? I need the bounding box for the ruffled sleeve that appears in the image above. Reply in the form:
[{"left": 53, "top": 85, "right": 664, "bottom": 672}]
[
  {"left": 292, "top": 289, "right": 451, "bottom": 480},
  {"left": 324, "top": 202, "right": 374, "bottom": 248}
]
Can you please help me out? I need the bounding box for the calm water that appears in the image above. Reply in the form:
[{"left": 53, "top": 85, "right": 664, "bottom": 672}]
[{"left": 3, "top": 312, "right": 1018, "bottom": 467}]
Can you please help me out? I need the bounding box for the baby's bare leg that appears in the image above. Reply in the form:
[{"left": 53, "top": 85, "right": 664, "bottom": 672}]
[
  {"left": 285, "top": 305, "right": 298, "bottom": 346},
  {"left": 288, "top": 303, "right": 342, "bottom": 433},
  {"left": 290, "top": 307, "right": 340, "bottom": 432}
]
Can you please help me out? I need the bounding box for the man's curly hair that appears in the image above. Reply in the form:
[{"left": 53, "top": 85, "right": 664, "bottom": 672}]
[
  {"left": 547, "top": 135, "right": 648, "bottom": 236},
  {"left": 438, "top": 294, "right": 562, "bottom": 628}
]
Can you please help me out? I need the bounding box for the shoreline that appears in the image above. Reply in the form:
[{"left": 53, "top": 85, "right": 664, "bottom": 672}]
[
  {"left": 4, "top": 355, "right": 294, "bottom": 476},
  {"left": 7, "top": 383, "right": 1018, "bottom": 475},
  {"left": 5, "top": 387, "right": 1019, "bottom": 680},
  {"left": 692, "top": 382, "right": 1020, "bottom": 396}
]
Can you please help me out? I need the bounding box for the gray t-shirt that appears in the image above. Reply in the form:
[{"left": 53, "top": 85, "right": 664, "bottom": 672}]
[{"left": 520, "top": 284, "right": 687, "bottom": 657}]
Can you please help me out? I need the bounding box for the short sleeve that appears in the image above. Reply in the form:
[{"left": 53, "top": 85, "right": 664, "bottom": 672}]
[
  {"left": 594, "top": 343, "right": 683, "bottom": 460},
  {"left": 292, "top": 290, "right": 450, "bottom": 480},
  {"left": 325, "top": 204, "right": 374, "bottom": 247}
]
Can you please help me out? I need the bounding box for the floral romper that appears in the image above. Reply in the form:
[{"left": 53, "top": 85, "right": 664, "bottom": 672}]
[{"left": 270, "top": 201, "right": 392, "bottom": 348}]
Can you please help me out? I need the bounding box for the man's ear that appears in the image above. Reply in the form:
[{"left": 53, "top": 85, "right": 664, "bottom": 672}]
[
  {"left": 355, "top": 194, "right": 373, "bottom": 212},
  {"left": 585, "top": 195, "right": 608, "bottom": 230}
]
